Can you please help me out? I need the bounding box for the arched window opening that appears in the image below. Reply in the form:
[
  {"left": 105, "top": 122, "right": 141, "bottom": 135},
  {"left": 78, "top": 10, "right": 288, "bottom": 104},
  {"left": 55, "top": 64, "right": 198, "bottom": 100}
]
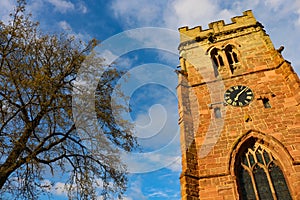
[
  {"left": 210, "top": 48, "right": 224, "bottom": 77},
  {"left": 236, "top": 143, "right": 292, "bottom": 200},
  {"left": 225, "top": 45, "right": 239, "bottom": 74}
]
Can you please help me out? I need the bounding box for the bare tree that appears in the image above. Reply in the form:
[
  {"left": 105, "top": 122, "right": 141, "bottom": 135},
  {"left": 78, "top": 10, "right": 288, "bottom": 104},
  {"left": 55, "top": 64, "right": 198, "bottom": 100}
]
[{"left": 0, "top": 1, "right": 136, "bottom": 199}]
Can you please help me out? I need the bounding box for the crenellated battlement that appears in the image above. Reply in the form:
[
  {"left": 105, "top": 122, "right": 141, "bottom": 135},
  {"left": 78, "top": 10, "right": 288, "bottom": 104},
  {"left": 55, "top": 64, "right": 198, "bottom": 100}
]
[{"left": 178, "top": 10, "right": 259, "bottom": 41}]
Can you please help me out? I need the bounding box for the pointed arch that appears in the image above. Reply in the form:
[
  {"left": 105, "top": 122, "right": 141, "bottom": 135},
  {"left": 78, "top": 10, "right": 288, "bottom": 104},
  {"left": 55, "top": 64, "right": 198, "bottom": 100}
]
[
  {"left": 207, "top": 43, "right": 242, "bottom": 77},
  {"left": 209, "top": 47, "right": 224, "bottom": 77},
  {"left": 229, "top": 130, "right": 294, "bottom": 199},
  {"left": 224, "top": 44, "right": 240, "bottom": 74}
]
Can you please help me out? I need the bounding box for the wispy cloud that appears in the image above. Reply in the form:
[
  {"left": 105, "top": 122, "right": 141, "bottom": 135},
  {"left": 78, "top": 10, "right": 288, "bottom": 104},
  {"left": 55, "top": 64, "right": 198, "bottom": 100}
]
[
  {"left": 56, "top": 20, "right": 93, "bottom": 44},
  {"left": 0, "top": 0, "right": 15, "bottom": 23},
  {"left": 47, "top": 0, "right": 75, "bottom": 13},
  {"left": 132, "top": 103, "right": 179, "bottom": 150},
  {"left": 110, "top": 0, "right": 166, "bottom": 28},
  {"left": 125, "top": 174, "right": 181, "bottom": 199},
  {"left": 78, "top": 1, "right": 88, "bottom": 14},
  {"left": 121, "top": 150, "right": 181, "bottom": 174},
  {"left": 168, "top": 0, "right": 232, "bottom": 28},
  {"left": 58, "top": 20, "right": 72, "bottom": 31},
  {"left": 39, "top": 180, "right": 69, "bottom": 196},
  {"left": 125, "top": 178, "right": 148, "bottom": 200},
  {"left": 24, "top": 0, "right": 88, "bottom": 16},
  {"left": 41, "top": 178, "right": 106, "bottom": 198}
]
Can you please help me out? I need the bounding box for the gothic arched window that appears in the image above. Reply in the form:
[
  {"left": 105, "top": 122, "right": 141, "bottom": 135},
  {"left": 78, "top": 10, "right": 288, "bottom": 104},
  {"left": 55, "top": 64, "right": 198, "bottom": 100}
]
[
  {"left": 210, "top": 48, "right": 224, "bottom": 77},
  {"left": 236, "top": 143, "right": 292, "bottom": 200},
  {"left": 224, "top": 45, "right": 239, "bottom": 74}
]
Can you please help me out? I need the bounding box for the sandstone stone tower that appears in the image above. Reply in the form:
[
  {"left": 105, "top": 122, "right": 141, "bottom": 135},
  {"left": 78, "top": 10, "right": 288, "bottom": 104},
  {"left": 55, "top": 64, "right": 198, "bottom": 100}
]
[{"left": 177, "top": 10, "right": 300, "bottom": 199}]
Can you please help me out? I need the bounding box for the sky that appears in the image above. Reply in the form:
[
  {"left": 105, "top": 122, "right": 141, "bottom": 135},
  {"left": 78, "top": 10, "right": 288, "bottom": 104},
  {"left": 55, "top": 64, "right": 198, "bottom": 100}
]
[{"left": 1, "top": 0, "right": 300, "bottom": 200}]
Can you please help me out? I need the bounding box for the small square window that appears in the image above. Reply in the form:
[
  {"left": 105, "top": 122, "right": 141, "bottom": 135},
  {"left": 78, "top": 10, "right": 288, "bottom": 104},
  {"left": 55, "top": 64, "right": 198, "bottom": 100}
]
[
  {"left": 214, "top": 107, "right": 222, "bottom": 118},
  {"left": 262, "top": 98, "right": 271, "bottom": 108}
]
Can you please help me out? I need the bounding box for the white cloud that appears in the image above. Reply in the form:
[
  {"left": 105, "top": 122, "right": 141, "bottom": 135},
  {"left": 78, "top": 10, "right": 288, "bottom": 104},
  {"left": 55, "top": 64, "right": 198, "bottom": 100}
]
[
  {"left": 124, "top": 178, "right": 148, "bottom": 200},
  {"left": 168, "top": 0, "right": 221, "bottom": 28},
  {"left": 0, "top": 0, "right": 15, "bottom": 23},
  {"left": 134, "top": 104, "right": 167, "bottom": 138},
  {"left": 110, "top": 0, "right": 234, "bottom": 29},
  {"left": 111, "top": 0, "right": 166, "bottom": 27},
  {"left": 47, "top": 0, "right": 75, "bottom": 13},
  {"left": 132, "top": 103, "right": 179, "bottom": 150},
  {"left": 56, "top": 20, "right": 92, "bottom": 44},
  {"left": 264, "top": 0, "right": 283, "bottom": 10},
  {"left": 78, "top": 2, "right": 88, "bottom": 14},
  {"left": 293, "top": 1, "right": 300, "bottom": 28},
  {"left": 26, "top": 0, "right": 44, "bottom": 17},
  {"left": 58, "top": 20, "right": 72, "bottom": 31},
  {"left": 28, "top": 0, "right": 88, "bottom": 15},
  {"left": 296, "top": 9, "right": 300, "bottom": 27},
  {"left": 0, "top": 0, "right": 14, "bottom": 8},
  {"left": 125, "top": 174, "right": 181, "bottom": 199},
  {"left": 148, "top": 191, "right": 169, "bottom": 198},
  {"left": 167, "top": 156, "right": 181, "bottom": 172},
  {"left": 144, "top": 154, "right": 181, "bottom": 172},
  {"left": 39, "top": 180, "right": 69, "bottom": 196},
  {"left": 42, "top": 178, "right": 106, "bottom": 198},
  {"left": 52, "top": 182, "right": 68, "bottom": 195},
  {"left": 121, "top": 150, "right": 181, "bottom": 173}
]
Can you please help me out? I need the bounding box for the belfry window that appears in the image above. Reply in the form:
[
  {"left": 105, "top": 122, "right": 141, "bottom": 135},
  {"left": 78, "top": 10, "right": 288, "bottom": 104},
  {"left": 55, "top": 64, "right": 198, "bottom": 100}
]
[
  {"left": 210, "top": 48, "right": 224, "bottom": 77},
  {"left": 210, "top": 45, "right": 241, "bottom": 77},
  {"left": 236, "top": 143, "right": 292, "bottom": 200},
  {"left": 225, "top": 45, "right": 239, "bottom": 74}
]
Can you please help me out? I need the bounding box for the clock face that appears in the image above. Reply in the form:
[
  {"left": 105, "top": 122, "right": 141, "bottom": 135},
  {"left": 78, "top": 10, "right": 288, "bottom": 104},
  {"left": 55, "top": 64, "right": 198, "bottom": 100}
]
[{"left": 224, "top": 85, "right": 254, "bottom": 107}]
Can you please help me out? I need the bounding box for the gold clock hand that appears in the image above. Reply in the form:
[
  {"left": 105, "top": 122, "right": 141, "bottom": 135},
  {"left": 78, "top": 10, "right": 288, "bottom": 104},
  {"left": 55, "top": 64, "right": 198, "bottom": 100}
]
[{"left": 234, "top": 87, "right": 248, "bottom": 101}]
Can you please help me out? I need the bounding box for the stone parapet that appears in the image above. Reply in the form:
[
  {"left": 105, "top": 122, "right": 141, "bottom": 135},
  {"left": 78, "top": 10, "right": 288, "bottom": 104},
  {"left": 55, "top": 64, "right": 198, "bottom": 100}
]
[{"left": 178, "top": 10, "right": 258, "bottom": 43}]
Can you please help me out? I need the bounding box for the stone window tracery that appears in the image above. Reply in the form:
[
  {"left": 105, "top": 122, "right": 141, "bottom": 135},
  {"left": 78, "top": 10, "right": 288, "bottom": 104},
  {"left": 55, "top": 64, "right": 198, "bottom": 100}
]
[
  {"left": 210, "top": 48, "right": 224, "bottom": 77},
  {"left": 210, "top": 44, "right": 240, "bottom": 77},
  {"left": 236, "top": 143, "right": 292, "bottom": 200},
  {"left": 224, "top": 45, "right": 240, "bottom": 74}
]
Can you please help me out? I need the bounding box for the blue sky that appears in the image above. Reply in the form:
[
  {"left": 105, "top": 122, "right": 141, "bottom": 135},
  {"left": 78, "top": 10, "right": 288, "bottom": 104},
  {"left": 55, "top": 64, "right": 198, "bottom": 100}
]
[{"left": 1, "top": 0, "right": 300, "bottom": 199}]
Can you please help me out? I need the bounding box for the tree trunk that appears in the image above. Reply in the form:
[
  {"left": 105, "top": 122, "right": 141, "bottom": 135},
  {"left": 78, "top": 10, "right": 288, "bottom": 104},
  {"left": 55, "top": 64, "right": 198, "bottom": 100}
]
[{"left": 0, "top": 170, "right": 12, "bottom": 189}]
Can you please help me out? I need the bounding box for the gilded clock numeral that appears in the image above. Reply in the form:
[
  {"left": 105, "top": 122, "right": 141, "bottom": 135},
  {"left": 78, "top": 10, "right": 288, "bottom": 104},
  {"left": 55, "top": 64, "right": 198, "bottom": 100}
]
[
  {"left": 246, "top": 96, "right": 253, "bottom": 100},
  {"left": 239, "top": 102, "right": 243, "bottom": 106},
  {"left": 227, "top": 99, "right": 233, "bottom": 104},
  {"left": 232, "top": 102, "right": 237, "bottom": 106}
]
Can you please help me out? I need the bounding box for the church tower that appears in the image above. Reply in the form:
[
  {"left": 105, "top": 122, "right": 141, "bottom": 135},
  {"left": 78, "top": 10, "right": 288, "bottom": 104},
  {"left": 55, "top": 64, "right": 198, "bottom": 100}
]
[{"left": 177, "top": 10, "right": 300, "bottom": 199}]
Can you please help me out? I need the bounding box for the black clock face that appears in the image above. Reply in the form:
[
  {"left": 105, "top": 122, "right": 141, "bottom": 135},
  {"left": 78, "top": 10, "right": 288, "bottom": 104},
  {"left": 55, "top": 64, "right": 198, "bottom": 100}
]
[{"left": 224, "top": 85, "right": 254, "bottom": 107}]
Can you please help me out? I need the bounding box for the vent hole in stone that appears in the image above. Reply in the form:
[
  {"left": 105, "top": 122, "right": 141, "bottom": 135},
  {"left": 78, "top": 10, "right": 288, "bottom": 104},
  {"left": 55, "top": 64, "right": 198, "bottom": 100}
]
[{"left": 262, "top": 98, "right": 271, "bottom": 108}]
